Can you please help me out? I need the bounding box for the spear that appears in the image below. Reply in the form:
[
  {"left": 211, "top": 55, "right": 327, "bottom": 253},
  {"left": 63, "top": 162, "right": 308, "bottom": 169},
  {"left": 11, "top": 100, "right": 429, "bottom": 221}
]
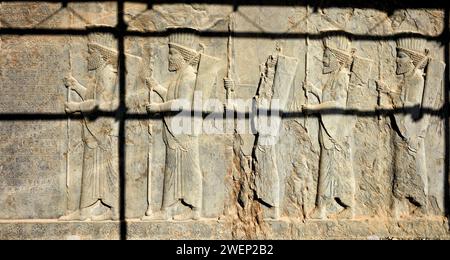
[
  {"left": 224, "top": 13, "right": 236, "bottom": 108},
  {"left": 304, "top": 5, "right": 310, "bottom": 127},
  {"left": 66, "top": 49, "right": 72, "bottom": 190},
  {"left": 66, "top": 10, "right": 74, "bottom": 195},
  {"left": 145, "top": 46, "right": 155, "bottom": 217},
  {"left": 377, "top": 43, "right": 382, "bottom": 123}
]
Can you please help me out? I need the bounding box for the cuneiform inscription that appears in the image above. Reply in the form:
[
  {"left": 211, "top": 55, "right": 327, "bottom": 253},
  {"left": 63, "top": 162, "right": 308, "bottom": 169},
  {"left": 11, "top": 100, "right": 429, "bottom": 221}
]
[{"left": 0, "top": 138, "right": 60, "bottom": 155}]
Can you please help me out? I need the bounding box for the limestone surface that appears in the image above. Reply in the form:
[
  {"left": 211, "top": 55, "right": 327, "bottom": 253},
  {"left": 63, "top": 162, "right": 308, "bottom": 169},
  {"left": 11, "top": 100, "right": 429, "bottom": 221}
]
[{"left": 0, "top": 1, "right": 449, "bottom": 239}]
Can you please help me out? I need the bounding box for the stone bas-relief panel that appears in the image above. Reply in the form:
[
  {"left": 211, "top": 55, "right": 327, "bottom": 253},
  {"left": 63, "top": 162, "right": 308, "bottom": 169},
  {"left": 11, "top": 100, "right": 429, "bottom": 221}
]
[{"left": 0, "top": 2, "right": 449, "bottom": 239}]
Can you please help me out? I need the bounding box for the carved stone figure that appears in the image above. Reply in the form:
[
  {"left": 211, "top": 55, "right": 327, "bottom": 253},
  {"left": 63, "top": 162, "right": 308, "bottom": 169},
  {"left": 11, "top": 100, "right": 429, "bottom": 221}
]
[
  {"left": 143, "top": 28, "right": 204, "bottom": 221},
  {"left": 60, "top": 33, "right": 119, "bottom": 221},
  {"left": 376, "top": 37, "right": 445, "bottom": 218},
  {"left": 2, "top": 2, "right": 450, "bottom": 240},
  {"left": 303, "top": 32, "right": 356, "bottom": 219},
  {"left": 253, "top": 49, "right": 298, "bottom": 219}
]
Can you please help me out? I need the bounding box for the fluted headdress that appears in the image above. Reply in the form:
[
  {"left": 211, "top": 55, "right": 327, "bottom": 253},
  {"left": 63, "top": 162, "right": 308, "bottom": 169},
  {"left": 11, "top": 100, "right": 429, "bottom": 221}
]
[
  {"left": 87, "top": 30, "right": 118, "bottom": 68},
  {"left": 396, "top": 38, "right": 428, "bottom": 69},
  {"left": 167, "top": 27, "right": 200, "bottom": 67},
  {"left": 322, "top": 30, "right": 353, "bottom": 68}
]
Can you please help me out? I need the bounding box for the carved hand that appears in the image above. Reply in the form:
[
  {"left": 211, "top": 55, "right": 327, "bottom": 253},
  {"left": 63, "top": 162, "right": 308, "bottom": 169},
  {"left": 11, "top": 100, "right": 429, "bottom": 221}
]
[
  {"left": 303, "top": 82, "right": 320, "bottom": 98},
  {"left": 375, "top": 104, "right": 394, "bottom": 111},
  {"left": 63, "top": 75, "right": 79, "bottom": 89},
  {"left": 375, "top": 80, "right": 391, "bottom": 94},
  {"left": 223, "top": 77, "right": 235, "bottom": 91},
  {"left": 145, "top": 77, "right": 158, "bottom": 92},
  {"left": 267, "top": 54, "right": 278, "bottom": 69},
  {"left": 302, "top": 82, "right": 312, "bottom": 93},
  {"left": 146, "top": 103, "right": 161, "bottom": 113},
  {"left": 64, "top": 102, "right": 79, "bottom": 114},
  {"left": 301, "top": 104, "right": 310, "bottom": 114}
]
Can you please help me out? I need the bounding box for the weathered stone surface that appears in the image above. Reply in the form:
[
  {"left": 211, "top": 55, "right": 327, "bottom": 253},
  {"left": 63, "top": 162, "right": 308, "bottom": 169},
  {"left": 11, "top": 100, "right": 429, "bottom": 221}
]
[
  {"left": 0, "top": 219, "right": 449, "bottom": 240},
  {"left": 0, "top": 1, "right": 449, "bottom": 239}
]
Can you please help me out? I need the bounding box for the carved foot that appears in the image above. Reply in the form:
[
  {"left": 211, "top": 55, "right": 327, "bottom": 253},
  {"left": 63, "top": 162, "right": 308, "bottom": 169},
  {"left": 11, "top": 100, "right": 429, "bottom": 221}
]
[
  {"left": 59, "top": 211, "right": 81, "bottom": 221},
  {"left": 263, "top": 207, "right": 280, "bottom": 220},
  {"left": 173, "top": 212, "right": 192, "bottom": 221},
  {"left": 309, "top": 207, "right": 326, "bottom": 220},
  {"left": 390, "top": 199, "right": 402, "bottom": 219},
  {"left": 173, "top": 209, "right": 201, "bottom": 221},
  {"left": 112, "top": 210, "right": 120, "bottom": 221},
  {"left": 336, "top": 207, "right": 354, "bottom": 219},
  {"left": 192, "top": 209, "right": 201, "bottom": 221},
  {"left": 59, "top": 210, "right": 91, "bottom": 221},
  {"left": 91, "top": 210, "right": 113, "bottom": 221},
  {"left": 411, "top": 206, "right": 427, "bottom": 218}
]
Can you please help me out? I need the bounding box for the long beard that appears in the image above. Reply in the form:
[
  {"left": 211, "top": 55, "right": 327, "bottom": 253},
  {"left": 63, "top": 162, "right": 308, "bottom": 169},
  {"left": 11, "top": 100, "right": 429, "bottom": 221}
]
[
  {"left": 396, "top": 62, "right": 413, "bottom": 75},
  {"left": 168, "top": 56, "right": 184, "bottom": 72},
  {"left": 88, "top": 55, "right": 104, "bottom": 71},
  {"left": 323, "top": 61, "right": 339, "bottom": 74}
]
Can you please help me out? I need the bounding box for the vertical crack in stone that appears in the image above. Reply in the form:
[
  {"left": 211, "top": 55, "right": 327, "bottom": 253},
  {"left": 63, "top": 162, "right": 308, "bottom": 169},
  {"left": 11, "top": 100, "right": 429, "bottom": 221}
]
[{"left": 227, "top": 133, "right": 268, "bottom": 239}]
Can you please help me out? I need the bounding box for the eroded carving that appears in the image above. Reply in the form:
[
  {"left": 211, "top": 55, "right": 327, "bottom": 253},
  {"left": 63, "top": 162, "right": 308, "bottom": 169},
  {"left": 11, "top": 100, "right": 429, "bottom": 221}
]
[
  {"left": 303, "top": 31, "right": 356, "bottom": 219},
  {"left": 377, "top": 37, "right": 445, "bottom": 218},
  {"left": 1, "top": 2, "right": 449, "bottom": 240},
  {"left": 253, "top": 49, "right": 299, "bottom": 219}
]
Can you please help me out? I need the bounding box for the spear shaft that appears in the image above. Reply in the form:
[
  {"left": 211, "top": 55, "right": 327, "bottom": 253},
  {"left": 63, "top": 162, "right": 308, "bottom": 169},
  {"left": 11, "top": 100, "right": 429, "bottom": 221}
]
[
  {"left": 66, "top": 51, "right": 72, "bottom": 189},
  {"left": 145, "top": 46, "right": 155, "bottom": 216},
  {"left": 66, "top": 11, "right": 74, "bottom": 191}
]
